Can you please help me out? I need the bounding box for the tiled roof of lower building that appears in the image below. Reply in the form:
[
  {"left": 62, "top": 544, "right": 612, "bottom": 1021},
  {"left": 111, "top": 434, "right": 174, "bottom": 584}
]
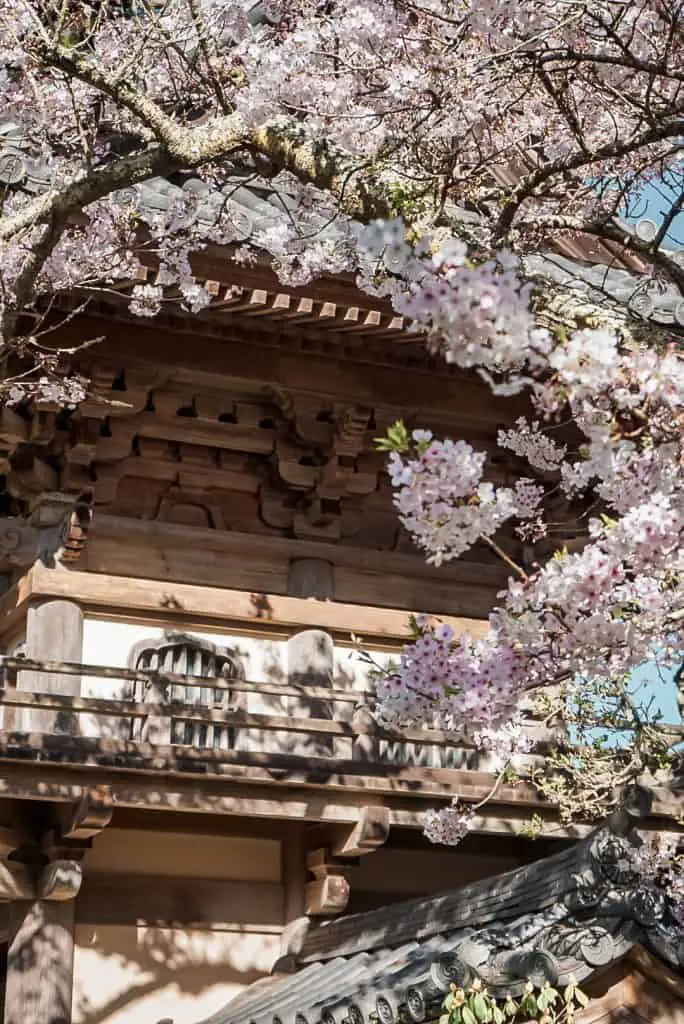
[{"left": 198, "top": 795, "right": 682, "bottom": 1024}]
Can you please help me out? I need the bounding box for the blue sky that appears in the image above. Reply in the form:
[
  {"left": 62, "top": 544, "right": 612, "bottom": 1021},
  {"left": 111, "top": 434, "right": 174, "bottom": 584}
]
[
  {"left": 620, "top": 172, "right": 683, "bottom": 250},
  {"left": 630, "top": 659, "right": 681, "bottom": 725}
]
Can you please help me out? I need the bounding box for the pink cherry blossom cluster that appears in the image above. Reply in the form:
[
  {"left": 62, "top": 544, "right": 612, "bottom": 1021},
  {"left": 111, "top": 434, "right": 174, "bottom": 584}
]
[
  {"left": 0, "top": 0, "right": 678, "bottom": 327},
  {"left": 423, "top": 800, "right": 475, "bottom": 847},
  {"left": 375, "top": 618, "right": 526, "bottom": 732},
  {"left": 632, "top": 833, "right": 684, "bottom": 926},
  {"left": 387, "top": 430, "right": 543, "bottom": 565},
  {"left": 473, "top": 718, "right": 534, "bottom": 768},
  {"left": 498, "top": 418, "right": 567, "bottom": 473}
]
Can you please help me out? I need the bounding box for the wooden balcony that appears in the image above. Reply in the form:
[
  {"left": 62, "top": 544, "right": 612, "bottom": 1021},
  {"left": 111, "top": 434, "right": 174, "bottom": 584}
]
[
  {"left": 0, "top": 650, "right": 531, "bottom": 771},
  {"left": 0, "top": 653, "right": 680, "bottom": 841},
  {"left": 0, "top": 649, "right": 574, "bottom": 836},
  {"left": 0, "top": 565, "right": 679, "bottom": 839}
]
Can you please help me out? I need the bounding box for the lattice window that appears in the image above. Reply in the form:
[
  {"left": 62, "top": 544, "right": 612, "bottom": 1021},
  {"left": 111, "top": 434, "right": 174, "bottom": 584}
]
[{"left": 127, "top": 631, "right": 242, "bottom": 749}]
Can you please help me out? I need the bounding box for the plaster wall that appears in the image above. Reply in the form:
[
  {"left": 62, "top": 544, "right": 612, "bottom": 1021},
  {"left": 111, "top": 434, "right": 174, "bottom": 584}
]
[
  {"left": 78, "top": 617, "right": 394, "bottom": 755},
  {"left": 72, "top": 924, "right": 279, "bottom": 1024},
  {"left": 72, "top": 831, "right": 283, "bottom": 1024},
  {"left": 81, "top": 617, "right": 386, "bottom": 693}
]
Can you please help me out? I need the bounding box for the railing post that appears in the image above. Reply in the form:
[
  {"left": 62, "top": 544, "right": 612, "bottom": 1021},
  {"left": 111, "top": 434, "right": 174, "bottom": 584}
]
[
  {"left": 0, "top": 657, "right": 18, "bottom": 732},
  {"left": 16, "top": 599, "right": 83, "bottom": 735},
  {"left": 352, "top": 705, "right": 379, "bottom": 762},
  {"left": 139, "top": 677, "right": 172, "bottom": 745},
  {"left": 286, "top": 629, "right": 334, "bottom": 757}
]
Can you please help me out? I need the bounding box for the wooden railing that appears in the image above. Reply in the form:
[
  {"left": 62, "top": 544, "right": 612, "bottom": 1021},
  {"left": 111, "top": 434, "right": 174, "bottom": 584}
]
[
  {"left": 2, "top": 658, "right": 680, "bottom": 773},
  {"left": 0, "top": 654, "right": 540, "bottom": 774},
  {"left": 1, "top": 654, "right": 681, "bottom": 836}
]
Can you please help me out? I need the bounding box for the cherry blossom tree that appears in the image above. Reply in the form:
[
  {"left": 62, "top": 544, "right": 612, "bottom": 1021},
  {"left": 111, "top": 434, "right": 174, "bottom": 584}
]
[
  {"left": 0, "top": 0, "right": 681, "bottom": 391},
  {"left": 0, "top": 1, "right": 682, "bottom": 893}
]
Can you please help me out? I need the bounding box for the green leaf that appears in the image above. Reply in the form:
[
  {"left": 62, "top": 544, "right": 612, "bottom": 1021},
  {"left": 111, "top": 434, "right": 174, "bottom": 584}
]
[
  {"left": 375, "top": 419, "right": 410, "bottom": 454},
  {"left": 462, "top": 1006, "right": 477, "bottom": 1024},
  {"left": 574, "top": 990, "right": 589, "bottom": 1009},
  {"left": 537, "top": 989, "right": 559, "bottom": 1012},
  {"left": 492, "top": 1008, "right": 504, "bottom": 1024},
  {"left": 523, "top": 995, "right": 539, "bottom": 1017},
  {"left": 473, "top": 995, "right": 489, "bottom": 1022},
  {"left": 503, "top": 1000, "right": 518, "bottom": 1018}
]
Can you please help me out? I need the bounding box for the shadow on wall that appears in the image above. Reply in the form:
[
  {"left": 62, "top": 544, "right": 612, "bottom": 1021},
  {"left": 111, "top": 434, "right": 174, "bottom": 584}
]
[{"left": 72, "top": 922, "right": 277, "bottom": 1024}]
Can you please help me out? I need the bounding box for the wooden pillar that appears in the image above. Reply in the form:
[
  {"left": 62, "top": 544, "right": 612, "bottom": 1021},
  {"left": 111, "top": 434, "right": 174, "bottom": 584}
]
[
  {"left": 16, "top": 600, "right": 83, "bottom": 734},
  {"left": 274, "top": 823, "right": 309, "bottom": 975},
  {"left": 3, "top": 899, "right": 75, "bottom": 1024}
]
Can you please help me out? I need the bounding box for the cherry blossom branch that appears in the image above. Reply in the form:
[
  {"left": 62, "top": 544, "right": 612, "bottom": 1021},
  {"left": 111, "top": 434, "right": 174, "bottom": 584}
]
[
  {"left": 493, "top": 114, "right": 684, "bottom": 241},
  {"left": 27, "top": 34, "right": 392, "bottom": 222},
  {"left": 478, "top": 534, "right": 529, "bottom": 582}
]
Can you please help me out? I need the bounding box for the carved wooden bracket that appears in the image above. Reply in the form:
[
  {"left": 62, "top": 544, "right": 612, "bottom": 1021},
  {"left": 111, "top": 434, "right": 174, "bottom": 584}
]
[
  {"left": 0, "top": 817, "right": 91, "bottom": 903},
  {"left": 37, "top": 859, "right": 83, "bottom": 901},
  {"left": 15, "top": 788, "right": 114, "bottom": 903},
  {"left": 60, "top": 786, "right": 114, "bottom": 841},
  {"left": 332, "top": 806, "right": 391, "bottom": 858},
  {"left": 305, "top": 807, "right": 391, "bottom": 916},
  {"left": 0, "top": 827, "right": 34, "bottom": 902},
  {"left": 305, "top": 848, "right": 351, "bottom": 916},
  {"left": 0, "top": 493, "right": 92, "bottom": 568}
]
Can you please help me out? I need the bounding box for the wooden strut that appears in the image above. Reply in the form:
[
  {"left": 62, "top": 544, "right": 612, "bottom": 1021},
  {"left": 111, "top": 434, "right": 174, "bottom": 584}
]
[
  {"left": 0, "top": 788, "right": 112, "bottom": 905},
  {"left": 305, "top": 807, "right": 391, "bottom": 916}
]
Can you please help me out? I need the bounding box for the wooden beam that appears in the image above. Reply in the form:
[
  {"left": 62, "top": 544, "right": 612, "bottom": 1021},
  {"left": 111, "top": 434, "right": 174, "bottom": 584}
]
[
  {"left": 75, "top": 873, "right": 283, "bottom": 929},
  {"left": 331, "top": 805, "right": 390, "bottom": 858},
  {"left": 0, "top": 729, "right": 537, "bottom": 802},
  {"left": 0, "top": 731, "right": 680, "bottom": 824},
  {"left": 0, "top": 763, "right": 601, "bottom": 837},
  {"left": 626, "top": 945, "right": 684, "bottom": 1000},
  {"left": 0, "top": 562, "right": 487, "bottom": 643},
  {"left": 54, "top": 311, "right": 522, "bottom": 425},
  {"left": 81, "top": 515, "right": 502, "bottom": 620}
]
